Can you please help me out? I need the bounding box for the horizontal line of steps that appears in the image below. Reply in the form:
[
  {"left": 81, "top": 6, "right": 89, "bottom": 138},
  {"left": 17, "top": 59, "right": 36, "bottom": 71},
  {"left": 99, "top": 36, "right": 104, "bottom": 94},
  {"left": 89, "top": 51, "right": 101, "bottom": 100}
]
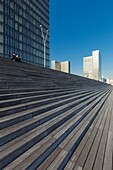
[
  {"left": 20, "top": 92, "right": 111, "bottom": 170},
  {"left": 0, "top": 89, "right": 105, "bottom": 145},
  {"left": 0, "top": 87, "right": 80, "bottom": 100},
  {"left": 0, "top": 86, "right": 65, "bottom": 95},
  {"left": 0, "top": 91, "right": 102, "bottom": 130},
  {"left": 48, "top": 92, "right": 112, "bottom": 170},
  {"left": 0, "top": 89, "right": 96, "bottom": 118},
  {"left": 71, "top": 92, "right": 113, "bottom": 170},
  {"left": 0, "top": 90, "right": 111, "bottom": 169},
  {"left": 0, "top": 90, "right": 95, "bottom": 129},
  {"left": 0, "top": 88, "right": 86, "bottom": 108},
  {"left": 0, "top": 57, "right": 113, "bottom": 169},
  {"left": 0, "top": 58, "right": 111, "bottom": 89}
]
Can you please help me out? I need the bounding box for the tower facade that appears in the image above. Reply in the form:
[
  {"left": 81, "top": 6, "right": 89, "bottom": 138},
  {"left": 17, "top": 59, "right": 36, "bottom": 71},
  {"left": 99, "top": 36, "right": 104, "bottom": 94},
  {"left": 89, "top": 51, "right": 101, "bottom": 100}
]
[
  {"left": 83, "top": 50, "right": 102, "bottom": 80},
  {"left": 0, "top": 0, "right": 50, "bottom": 67},
  {"left": 52, "top": 60, "right": 70, "bottom": 74}
]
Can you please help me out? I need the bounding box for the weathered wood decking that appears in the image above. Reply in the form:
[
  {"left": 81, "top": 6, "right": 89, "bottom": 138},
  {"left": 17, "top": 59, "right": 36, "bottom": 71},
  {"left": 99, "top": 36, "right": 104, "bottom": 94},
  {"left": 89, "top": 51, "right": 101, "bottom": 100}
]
[{"left": 0, "top": 57, "right": 113, "bottom": 170}]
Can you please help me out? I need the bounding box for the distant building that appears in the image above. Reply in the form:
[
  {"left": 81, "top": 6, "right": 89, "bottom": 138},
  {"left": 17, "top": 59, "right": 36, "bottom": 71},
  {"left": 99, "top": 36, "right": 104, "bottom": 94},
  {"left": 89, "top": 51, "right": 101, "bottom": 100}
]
[
  {"left": 61, "top": 61, "right": 70, "bottom": 73},
  {"left": 52, "top": 60, "right": 70, "bottom": 73},
  {"left": 52, "top": 60, "right": 61, "bottom": 71},
  {"left": 106, "top": 79, "right": 113, "bottom": 85},
  {"left": 83, "top": 56, "right": 92, "bottom": 79},
  {"left": 83, "top": 50, "right": 102, "bottom": 81}
]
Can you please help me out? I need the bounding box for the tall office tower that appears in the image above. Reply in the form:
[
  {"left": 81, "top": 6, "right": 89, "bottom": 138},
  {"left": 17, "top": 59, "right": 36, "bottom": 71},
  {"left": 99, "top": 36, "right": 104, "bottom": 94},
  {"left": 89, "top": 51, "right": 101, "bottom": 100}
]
[
  {"left": 0, "top": 0, "right": 50, "bottom": 67},
  {"left": 52, "top": 60, "right": 61, "bottom": 71},
  {"left": 52, "top": 60, "right": 70, "bottom": 73},
  {"left": 83, "top": 50, "right": 102, "bottom": 80},
  {"left": 61, "top": 61, "right": 70, "bottom": 73}
]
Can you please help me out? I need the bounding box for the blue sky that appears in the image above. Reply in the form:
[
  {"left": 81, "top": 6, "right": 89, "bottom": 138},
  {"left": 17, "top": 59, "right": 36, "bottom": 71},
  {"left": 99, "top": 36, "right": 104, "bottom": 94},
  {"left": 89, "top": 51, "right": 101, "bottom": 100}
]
[{"left": 50, "top": 0, "right": 113, "bottom": 79}]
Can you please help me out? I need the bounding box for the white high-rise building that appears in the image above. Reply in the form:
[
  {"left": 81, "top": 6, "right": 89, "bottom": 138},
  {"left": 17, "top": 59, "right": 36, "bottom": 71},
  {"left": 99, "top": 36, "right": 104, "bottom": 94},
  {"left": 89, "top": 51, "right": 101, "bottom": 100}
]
[
  {"left": 83, "top": 50, "right": 102, "bottom": 80},
  {"left": 52, "top": 60, "right": 70, "bottom": 73},
  {"left": 52, "top": 60, "right": 61, "bottom": 71},
  {"left": 61, "top": 61, "right": 70, "bottom": 73}
]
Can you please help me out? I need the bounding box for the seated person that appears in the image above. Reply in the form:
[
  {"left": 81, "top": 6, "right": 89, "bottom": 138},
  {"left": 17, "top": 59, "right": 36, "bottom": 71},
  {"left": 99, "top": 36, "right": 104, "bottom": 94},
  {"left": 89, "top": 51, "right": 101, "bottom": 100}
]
[{"left": 11, "top": 54, "right": 21, "bottom": 62}]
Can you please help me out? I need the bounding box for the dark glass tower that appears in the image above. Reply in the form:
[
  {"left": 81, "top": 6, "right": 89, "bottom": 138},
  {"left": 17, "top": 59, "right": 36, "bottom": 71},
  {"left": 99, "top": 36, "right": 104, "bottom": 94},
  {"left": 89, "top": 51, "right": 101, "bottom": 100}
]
[{"left": 0, "top": 0, "right": 50, "bottom": 67}]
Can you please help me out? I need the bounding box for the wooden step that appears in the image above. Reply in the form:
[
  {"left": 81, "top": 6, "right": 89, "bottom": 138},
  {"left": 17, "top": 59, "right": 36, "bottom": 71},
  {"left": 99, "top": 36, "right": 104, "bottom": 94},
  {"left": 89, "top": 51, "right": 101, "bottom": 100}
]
[{"left": 0, "top": 90, "right": 110, "bottom": 169}]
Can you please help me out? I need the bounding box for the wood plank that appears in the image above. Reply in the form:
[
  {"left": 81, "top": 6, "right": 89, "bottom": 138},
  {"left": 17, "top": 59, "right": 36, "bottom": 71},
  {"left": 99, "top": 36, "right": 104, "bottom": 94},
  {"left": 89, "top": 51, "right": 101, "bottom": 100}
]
[
  {"left": 93, "top": 94, "right": 113, "bottom": 170},
  {"left": 34, "top": 101, "right": 99, "bottom": 170},
  {"left": 8, "top": 92, "right": 105, "bottom": 169},
  {"left": 37, "top": 147, "right": 62, "bottom": 170},
  {"left": 3, "top": 107, "right": 86, "bottom": 169},
  {"left": 103, "top": 93, "right": 113, "bottom": 170},
  {"left": 0, "top": 90, "right": 101, "bottom": 156},
  {"left": 36, "top": 93, "right": 107, "bottom": 168},
  {"left": 83, "top": 98, "right": 111, "bottom": 169},
  {"left": 46, "top": 94, "right": 107, "bottom": 169},
  {"left": 65, "top": 95, "right": 107, "bottom": 169},
  {"left": 72, "top": 94, "right": 110, "bottom": 169},
  {"left": 68, "top": 96, "right": 109, "bottom": 167}
]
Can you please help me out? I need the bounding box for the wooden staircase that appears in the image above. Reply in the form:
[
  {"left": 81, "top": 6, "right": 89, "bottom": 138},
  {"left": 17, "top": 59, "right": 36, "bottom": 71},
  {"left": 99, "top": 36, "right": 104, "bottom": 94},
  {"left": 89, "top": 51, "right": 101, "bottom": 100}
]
[{"left": 0, "top": 57, "right": 113, "bottom": 170}]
